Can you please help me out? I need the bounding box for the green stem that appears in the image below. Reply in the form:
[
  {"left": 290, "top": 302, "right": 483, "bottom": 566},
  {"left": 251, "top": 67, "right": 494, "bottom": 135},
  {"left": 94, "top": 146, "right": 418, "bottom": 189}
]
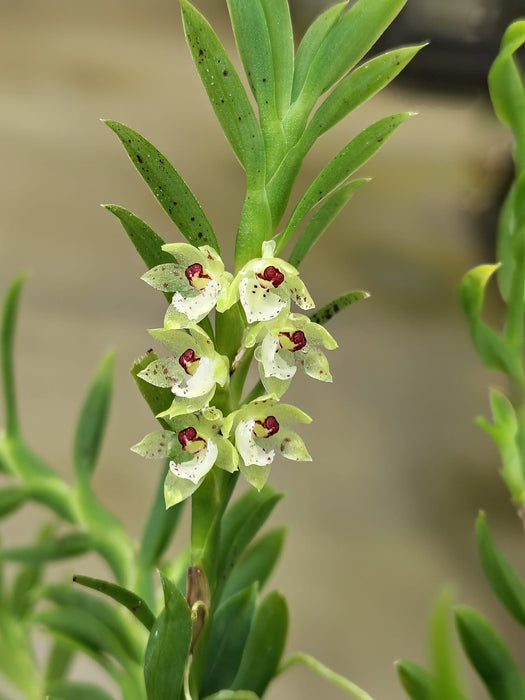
[{"left": 277, "top": 652, "right": 377, "bottom": 700}]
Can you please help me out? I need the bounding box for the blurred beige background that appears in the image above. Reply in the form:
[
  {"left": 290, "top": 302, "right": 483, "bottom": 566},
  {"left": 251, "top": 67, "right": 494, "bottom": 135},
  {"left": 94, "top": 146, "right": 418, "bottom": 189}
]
[{"left": 1, "top": 1, "right": 523, "bottom": 699}]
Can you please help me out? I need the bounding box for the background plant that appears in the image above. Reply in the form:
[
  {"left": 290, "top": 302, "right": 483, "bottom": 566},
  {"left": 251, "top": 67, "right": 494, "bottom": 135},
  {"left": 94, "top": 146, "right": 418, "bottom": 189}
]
[
  {"left": 397, "top": 19, "right": 525, "bottom": 700},
  {"left": 0, "top": 1, "right": 421, "bottom": 699}
]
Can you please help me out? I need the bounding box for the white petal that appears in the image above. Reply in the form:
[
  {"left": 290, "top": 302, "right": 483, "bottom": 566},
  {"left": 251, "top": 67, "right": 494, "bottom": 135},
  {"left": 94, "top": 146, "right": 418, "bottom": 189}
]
[
  {"left": 235, "top": 418, "right": 275, "bottom": 466},
  {"left": 170, "top": 356, "right": 216, "bottom": 398},
  {"left": 172, "top": 278, "right": 220, "bottom": 321},
  {"left": 258, "top": 334, "right": 297, "bottom": 380},
  {"left": 239, "top": 278, "right": 287, "bottom": 323},
  {"left": 169, "top": 439, "right": 218, "bottom": 484}
]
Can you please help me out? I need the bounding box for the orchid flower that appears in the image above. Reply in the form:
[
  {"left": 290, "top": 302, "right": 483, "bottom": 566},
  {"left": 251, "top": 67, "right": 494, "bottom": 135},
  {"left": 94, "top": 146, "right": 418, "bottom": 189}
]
[
  {"left": 222, "top": 395, "right": 311, "bottom": 490},
  {"left": 131, "top": 407, "right": 239, "bottom": 507},
  {"left": 245, "top": 313, "right": 338, "bottom": 397},
  {"left": 141, "top": 243, "right": 232, "bottom": 328},
  {"left": 137, "top": 326, "right": 229, "bottom": 418},
  {"left": 224, "top": 240, "right": 314, "bottom": 323}
]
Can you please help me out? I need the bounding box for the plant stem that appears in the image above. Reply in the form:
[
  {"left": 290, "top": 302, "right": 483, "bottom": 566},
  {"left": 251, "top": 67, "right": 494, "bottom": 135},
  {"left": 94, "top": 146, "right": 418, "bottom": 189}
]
[{"left": 277, "top": 652, "right": 377, "bottom": 700}]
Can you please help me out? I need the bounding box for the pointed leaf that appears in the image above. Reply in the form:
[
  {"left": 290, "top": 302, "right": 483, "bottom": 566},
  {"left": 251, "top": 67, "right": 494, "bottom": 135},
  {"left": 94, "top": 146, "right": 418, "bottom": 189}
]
[
  {"left": 45, "top": 681, "right": 114, "bottom": 700},
  {"left": 104, "top": 120, "right": 219, "bottom": 251},
  {"left": 310, "top": 290, "right": 370, "bottom": 326},
  {"left": 260, "top": 0, "right": 294, "bottom": 118},
  {"left": 1, "top": 275, "right": 25, "bottom": 437},
  {"left": 456, "top": 605, "right": 525, "bottom": 700},
  {"left": 201, "top": 584, "right": 258, "bottom": 695},
  {"left": 477, "top": 511, "right": 525, "bottom": 627},
  {"left": 222, "top": 527, "right": 285, "bottom": 601},
  {"left": 429, "top": 591, "right": 469, "bottom": 700},
  {"left": 73, "top": 574, "right": 155, "bottom": 632},
  {"left": 232, "top": 590, "right": 288, "bottom": 695},
  {"left": 144, "top": 573, "right": 192, "bottom": 700},
  {"left": 73, "top": 352, "right": 114, "bottom": 482},
  {"left": 396, "top": 660, "right": 438, "bottom": 700},
  {"left": 276, "top": 112, "right": 411, "bottom": 252},
  {"left": 0, "top": 532, "right": 94, "bottom": 564},
  {"left": 180, "top": 0, "right": 265, "bottom": 176},
  {"left": 289, "top": 179, "right": 369, "bottom": 266}
]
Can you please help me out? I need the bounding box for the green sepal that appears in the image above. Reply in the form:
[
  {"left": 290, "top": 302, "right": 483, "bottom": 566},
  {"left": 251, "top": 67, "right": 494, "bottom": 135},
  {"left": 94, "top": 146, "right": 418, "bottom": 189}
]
[
  {"left": 396, "top": 660, "right": 439, "bottom": 700},
  {"left": 40, "top": 582, "right": 143, "bottom": 664},
  {"left": 289, "top": 179, "right": 369, "bottom": 266},
  {"left": 217, "top": 486, "right": 283, "bottom": 598},
  {"left": 476, "top": 511, "right": 525, "bottom": 627},
  {"left": 73, "top": 352, "right": 114, "bottom": 483},
  {"left": 293, "top": 0, "right": 408, "bottom": 113},
  {"left": 1, "top": 275, "right": 25, "bottom": 438},
  {"left": 202, "top": 692, "right": 259, "bottom": 700},
  {"left": 455, "top": 605, "right": 525, "bottom": 700},
  {"left": 0, "top": 532, "right": 94, "bottom": 564},
  {"left": 45, "top": 680, "right": 114, "bottom": 700},
  {"left": 104, "top": 206, "right": 174, "bottom": 302},
  {"left": 130, "top": 351, "right": 173, "bottom": 423},
  {"left": 104, "top": 120, "right": 219, "bottom": 251},
  {"left": 231, "top": 590, "right": 288, "bottom": 695},
  {"left": 144, "top": 573, "right": 192, "bottom": 700},
  {"left": 275, "top": 112, "right": 411, "bottom": 253},
  {"left": 201, "top": 583, "right": 258, "bottom": 696},
  {"left": 72, "top": 574, "right": 155, "bottom": 632},
  {"left": 291, "top": 2, "right": 348, "bottom": 102},
  {"left": 180, "top": 0, "right": 265, "bottom": 177},
  {"left": 222, "top": 527, "right": 285, "bottom": 602},
  {"left": 310, "top": 290, "right": 370, "bottom": 326}
]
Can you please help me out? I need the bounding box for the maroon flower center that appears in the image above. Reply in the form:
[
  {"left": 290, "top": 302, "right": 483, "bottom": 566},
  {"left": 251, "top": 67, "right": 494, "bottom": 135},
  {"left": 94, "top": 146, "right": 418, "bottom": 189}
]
[
  {"left": 178, "top": 348, "right": 200, "bottom": 375},
  {"left": 257, "top": 265, "right": 284, "bottom": 288},
  {"left": 178, "top": 427, "right": 197, "bottom": 447},
  {"left": 185, "top": 263, "right": 211, "bottom": 289},
  {"left": 178, "top": 427, "right": 207, "bottom": 455},
  {"left": 279, "top": 330, "right": 307, "bottom": 352},
  {"left": 254, "top": 415, "right": 280, "bottom": 438}
]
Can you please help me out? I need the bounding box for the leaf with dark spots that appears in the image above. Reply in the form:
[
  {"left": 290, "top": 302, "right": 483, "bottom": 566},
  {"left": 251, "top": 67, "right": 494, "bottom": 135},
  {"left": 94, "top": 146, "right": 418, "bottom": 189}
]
[
  {"left": 104, "top": 120, "right": 219, "bottom": 252},
  {"left": 310, "top": 290, "right": 370, "bottom": 326}
]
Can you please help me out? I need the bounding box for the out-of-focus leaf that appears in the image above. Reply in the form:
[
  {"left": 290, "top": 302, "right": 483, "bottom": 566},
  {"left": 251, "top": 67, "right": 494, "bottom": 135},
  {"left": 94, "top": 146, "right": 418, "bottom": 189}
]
[
  {"left": 289, "top": 179, "right": 369, "bottom": 266},
  {"left": 0, "top": 532, "right": 94, "bottom": 564},
  {"left": 222, "top": 527, "right": 285, "bottom": 601},
  {"left": 45, "top": 639, "right": 75, "bottom": 685},
  {"left": 202, "top": 692, "right": 259, "bottom": 700},
  {"left": 396, "top": 660, "right": 438, "bottom": 700},
  {"left": 291, "top": 2, "right": 347, "bottom": 102},
  {"left": 1, "top": 275, "right": 25, "bottom": 437},
  {"left": 0, "top": 485, "right": 28, "bottom": 519},
  {"left": 144, "top": 573, "right": 192, "bottom": 700},
  {"left": 456, "top": 605, "right": 525, "bottom": 700},
  {"left": 201, "top": 584, "right": 258, "bottom": 696},
  {"left": 217, "top": 486, "right": 282, "bottom": 597},
  {"left": 429, "top": 590, "right": 468, "bottom": 700},
  {"left": 45, "top": 680, "right": 114, "bottom": 700},
  {"left": 72, "top": 574, "right": 155, "bottom": 632},
  {"left": 231, "top": 590, "right": 288, "bottom": 695},
  {"left": 310, "top": 290, "right": 370, "bottom": 326},
  {"left": 477, "top": 511, "right": 525, "bottom": 626},
  {"left": 276, "top": 112, "right": 411, "bottom": 252},
  {"left": 73, "top": 352, "right": 114, "bottom": 483},
  {"left": 104, "top": 120, "right": 219, "bottom": 252},
  {"left": 180, "top": 0, "right": 265, "bottom": 177}
]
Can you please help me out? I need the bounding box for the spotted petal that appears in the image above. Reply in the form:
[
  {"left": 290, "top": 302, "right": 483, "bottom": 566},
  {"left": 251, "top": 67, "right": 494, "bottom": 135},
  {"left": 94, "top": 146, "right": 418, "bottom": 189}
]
[
  {"left": 239, "top": 277, "right": 288, "bottom": 323},
  {"left": 169, "top": 438, "right": 218, "bottom": 483}
]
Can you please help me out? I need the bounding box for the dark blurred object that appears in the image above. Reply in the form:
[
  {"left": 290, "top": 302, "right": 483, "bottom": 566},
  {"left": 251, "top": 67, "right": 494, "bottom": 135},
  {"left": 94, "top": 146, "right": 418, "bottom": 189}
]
[{"left": 290, "top": 0, "right": 524, "bottom": 93}]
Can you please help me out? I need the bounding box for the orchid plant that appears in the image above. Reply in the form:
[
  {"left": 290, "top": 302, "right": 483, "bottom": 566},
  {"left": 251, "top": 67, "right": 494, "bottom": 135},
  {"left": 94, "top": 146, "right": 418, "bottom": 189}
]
[{"left": 0, "top": 1, "right": 421, "bottom": 699}]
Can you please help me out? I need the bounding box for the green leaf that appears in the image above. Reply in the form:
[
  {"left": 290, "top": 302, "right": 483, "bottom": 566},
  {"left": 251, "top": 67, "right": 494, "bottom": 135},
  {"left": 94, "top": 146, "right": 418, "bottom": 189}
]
[
  {"left": 202, "top": 692, "right": 259, "bottom": 700},
  {"left": 201, "top": 583, "right": 258, "bottom": 696},
  {"left": 461, "top": 263, "right": 500, "bottom": 324},
  {"left": 429, "top": 591, "right": 468, "bottom": 700},
  {"left": 396, "top": 660, "right": 438, "bottom": 700},
  {"left": 295, "top": 0, "right": 408, "bottom": 111},
  {"left": 45, "top": 639, "right": 75, "bottom": 685},
  {"left": 0, "top": 485, "right": 29, "bottom": 519},
  {"left": 455, "top": 605, "right": 525, "bottom": 700},
  {"left": 222, "top": 527, "right": 285, "bottom": 601},
  {"left": 260, "top": 0, "right": 294, "bottom": 119},
  {"left": 72, "top": 574, "right": 155, "bottom": 632},
  {"left": 477, "top": 511, "right": 525, "bottom": 627},
  {"left": 45, "top": 680, "right": 114, "bottom": 700},
  {"left": 144, "top": 573, "right": 192, "bottom": 700},
  {"left": 217, "top": 486, "right": 283, "bottom": 598},
  {"left": 180, "top": 0, "right": 265, "bottom": 177},
  {"left": 0, "top": 532, "right": 94, "bottom": 564},
  {"left": 291, "top": 2, "right": 347, "bottom": 102},
  {"left": 73, "top": 352, "right": 114, "bottom": 483},
  {"left": 1, "top": 275, "right": 25, "bottom": 437},
  {"left": 232, "top": 590, "right": 288, "bottom": 696},
  {"left": 289, "top": 179, "right": 369, "bottom": 266},
  {"left": 310, "top": 290, "right": 370, "bottom": 326},
  {"left": 276, "top": 112, "right": 411, "bottom": 252},
  {"left": 104, "top": 120, "right": 219, "bottom": 252}
]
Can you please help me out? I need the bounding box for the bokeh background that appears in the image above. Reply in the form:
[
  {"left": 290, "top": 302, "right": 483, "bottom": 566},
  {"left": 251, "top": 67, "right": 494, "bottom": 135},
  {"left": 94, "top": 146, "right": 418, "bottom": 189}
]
[{"left": 1, "top": 0, "right": 525, "bottom": 698}]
